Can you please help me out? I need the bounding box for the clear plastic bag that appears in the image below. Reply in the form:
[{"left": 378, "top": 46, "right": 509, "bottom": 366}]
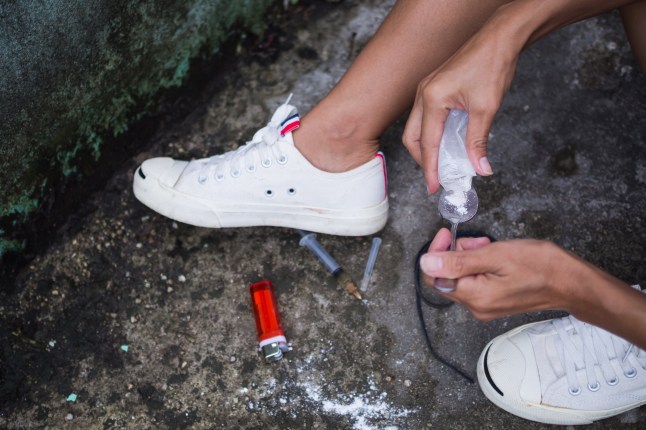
[{"left": 438, "top": 110, "right": 476, "bottom": 192}]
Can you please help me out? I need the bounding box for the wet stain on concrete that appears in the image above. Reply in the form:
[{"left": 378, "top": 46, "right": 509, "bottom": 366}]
[
  {"left": 518, "top": 210, "right": 558, "bottom": 240},
  {"left": 550, "top": 144, "right": 579, "bottom": 177},
  {"left": 580, "top": 42, "right": 622, "bottom": 92}
]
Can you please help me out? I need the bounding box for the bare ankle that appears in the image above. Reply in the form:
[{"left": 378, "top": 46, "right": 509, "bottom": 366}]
[{"left": 292, "top": 119, "right": 379, "bottom": 173}]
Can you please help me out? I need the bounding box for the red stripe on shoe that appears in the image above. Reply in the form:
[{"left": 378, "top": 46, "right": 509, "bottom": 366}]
[{"left": 375, "top": 151, "right": 388, "bottom": 198}]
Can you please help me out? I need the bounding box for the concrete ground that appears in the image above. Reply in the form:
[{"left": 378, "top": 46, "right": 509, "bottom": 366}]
[{"left": 1, "top": 1, "right": 645, "bottom": 429}]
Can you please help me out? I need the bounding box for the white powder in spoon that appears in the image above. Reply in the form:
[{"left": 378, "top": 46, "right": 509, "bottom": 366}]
[{"left": 445, "top": 191, "right": 468, "bottom": 216}]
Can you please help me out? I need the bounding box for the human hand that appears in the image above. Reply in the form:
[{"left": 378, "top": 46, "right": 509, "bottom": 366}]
[
  {"left": 402, "top": 17, "right": 522, "bottom": 194},
  {"left": 420, "top": 229, "right": 575, "bottom": 320}
]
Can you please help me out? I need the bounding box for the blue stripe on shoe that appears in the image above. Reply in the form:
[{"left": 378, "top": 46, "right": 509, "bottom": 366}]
[{"left": 280, "top": 113, "right": 299, "bottom": 126}]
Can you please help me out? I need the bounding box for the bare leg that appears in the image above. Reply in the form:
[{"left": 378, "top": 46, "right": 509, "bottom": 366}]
[
  {"left": 620, "top": 1, "right": 646, "bottom": 76},
  {"left": 294, "top": 0, "right": 512, "bottom": 172}
]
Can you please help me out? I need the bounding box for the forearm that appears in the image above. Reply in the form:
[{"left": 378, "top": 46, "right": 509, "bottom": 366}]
[
  {"left": 482, "top": 0, "right": 646, "bottom": 346},
  {"left": 556, "top": 250, "right": 646, "bottom": 349},
  {"left": 482, "top": 0, "right": 640, "bottom": 55}
]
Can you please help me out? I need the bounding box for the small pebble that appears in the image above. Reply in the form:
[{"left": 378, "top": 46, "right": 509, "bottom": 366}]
[
  {"left": 66, "top": 414, "right": 73, "bottom": 421},
  {"left": 229, "top": 356, "right": 236, "bottom": 363},
  {"left": 130, "top": 316, "right": 137, "bottom": 324},
  {"left": 404, "top": 379, "right": 412, "bottom": 387},
  {"left": 167, "top": 287, "right": 174, "bottom": 293},
  {"left": 178, "top": 275, "right": 186, "bottom": 283},
  {"left": 181, "top": 361, "right": 188, "bottom": 369},
  {"left": 51, "top": 290, "right": 59, "bottom": 296}
]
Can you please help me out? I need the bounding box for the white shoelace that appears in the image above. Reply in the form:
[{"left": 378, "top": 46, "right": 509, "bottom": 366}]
[
  {"left": 552, "top": 315, "right": 646, "bottom": 395},
  {"left": 197, "top": 96, "right": 296, "bottom": 183}
]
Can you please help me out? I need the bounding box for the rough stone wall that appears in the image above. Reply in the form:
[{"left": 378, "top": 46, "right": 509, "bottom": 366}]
[{"left": 0, "top": 0, "right": 276, "bottom": 257}]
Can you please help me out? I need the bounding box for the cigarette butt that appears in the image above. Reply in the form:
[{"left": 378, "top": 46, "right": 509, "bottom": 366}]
[
  {"left": 347, "top": 282, "right": 362, "bottom": 300},
  {"left": 337, "top": 271, "right": 362, "bottom": 300}
]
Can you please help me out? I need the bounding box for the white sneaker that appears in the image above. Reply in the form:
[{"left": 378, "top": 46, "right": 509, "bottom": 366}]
[
  {"left": 133, "top": 97, "right": 388, "bottom": 236},
  {"left": 478, "top": 313, "right": 646, "bottom": 425}
]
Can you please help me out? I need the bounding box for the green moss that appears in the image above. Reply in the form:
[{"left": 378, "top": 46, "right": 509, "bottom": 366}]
[
  {"left": 0, "top": 235, "right": 26, "bottom": 256},
  {"left": 170, "top": 57, "right": 191, "bottom": 88},
  {"left": 0, "top": 0, "right": 280, "bottom": 261},
  {"left": 0, "top": 192, "right": 39, "bottom": 220},
  {"left": 65, "top": 0, "right": 277, "bottom": 174}
]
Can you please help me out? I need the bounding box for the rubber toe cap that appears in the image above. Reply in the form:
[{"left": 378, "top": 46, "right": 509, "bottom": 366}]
[
  {"left": 486, "top": 331, "right": 541, "bottom": 404},
  {"left": 140, "top": 157, "right": 188, "bottom": 187}
]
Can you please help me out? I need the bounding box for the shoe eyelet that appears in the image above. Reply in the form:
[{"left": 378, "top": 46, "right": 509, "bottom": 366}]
[
  {"left": 287, "top": 188, "right": 296, "bottom": 196},
  {"left": 587, "top": 382, "right": 600, "bottom": 392},
  {"left": 247, "top": 164, "right": 256, "bottom": 173},
  {"left": 231, "top": 170, "right": 241, "bottom": 178},
  {"left": 568, "top": 386, "right": 582, "bottom": 396},
  {"left": 215, "top": 173, "right": 225, "bottom": 181},
  {"left": 265, "top": 189, "right": 274, "bottom": 197},
  {"left": 624, "top": 368, "right": 637, "bottom": 378},
  {"left": 607, "top": 377, "right": 619, "bottom": 386},
  {"left": 277, "top": 155, "right": 288, "bottom": 165},
  {"left": 198, "top": 176, "right": 207, "bottom": 184},
  {"left": 262, "top": 159, "right": 272, "bottom": 168}
]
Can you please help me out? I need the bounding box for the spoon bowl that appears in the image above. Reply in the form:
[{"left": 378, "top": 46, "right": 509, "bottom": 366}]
[{"left": 438, "top": 188, "right": 479, "bottom": 224}]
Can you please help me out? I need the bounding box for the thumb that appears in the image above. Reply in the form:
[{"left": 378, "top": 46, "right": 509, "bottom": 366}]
[
  {"left": 465, "top": 108, "right": 495, "bottom": 176},
  {"left": 420, "top": 248, "right": 491, "bottom": 279}
]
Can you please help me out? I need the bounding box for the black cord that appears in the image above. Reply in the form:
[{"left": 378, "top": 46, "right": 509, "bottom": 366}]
[{"left": 415, "top": 240, "right": 475, "bottom": 384}]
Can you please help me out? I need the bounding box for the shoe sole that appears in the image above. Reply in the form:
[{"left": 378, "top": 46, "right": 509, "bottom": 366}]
[
  {"left": 477, "top": 324, "right": 645, "bottom": 425},
  {"left": 133, "top": 167, "right": 388, "bottom": 236}
]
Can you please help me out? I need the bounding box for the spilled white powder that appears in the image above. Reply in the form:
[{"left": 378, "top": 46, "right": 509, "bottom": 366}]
[
  {"left": 238, "top": 345, "right": 416, "bottom": 429},
  {"left": 301, "top": 378, "right": 414, "bottom": 430}
]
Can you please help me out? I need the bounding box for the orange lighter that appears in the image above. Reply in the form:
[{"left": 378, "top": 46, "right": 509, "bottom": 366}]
[{"left": 249, "top": 280, "right": 289, "bottom": 362}]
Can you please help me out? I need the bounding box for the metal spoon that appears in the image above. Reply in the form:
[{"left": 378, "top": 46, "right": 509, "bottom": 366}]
[{"left": 434, "top": 188, "right": 478, "bottom": 292}]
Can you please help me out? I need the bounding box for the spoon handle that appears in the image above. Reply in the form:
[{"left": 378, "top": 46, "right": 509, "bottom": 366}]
[
  {"left": 434, "top": 222, "right": 458, "bottom": 292},
  {"left": 449, "top": 222, "right": 458, "bottom": 251}
]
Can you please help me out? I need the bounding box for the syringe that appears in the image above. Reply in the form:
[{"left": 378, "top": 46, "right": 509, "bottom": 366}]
[
  {"left": 298, "top": 230, "right": 362, "bottom": 300},
  {"left": 359, "top": 237, "right": 382, "bottom": 292}
]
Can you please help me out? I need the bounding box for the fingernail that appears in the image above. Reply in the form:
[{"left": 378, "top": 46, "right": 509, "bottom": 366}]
[
  {"left": 421, "top": 254, "right": 442, "bottom": 273},
  {"left": 479, "top": 157, "right": 493, "bottom": 175}
]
